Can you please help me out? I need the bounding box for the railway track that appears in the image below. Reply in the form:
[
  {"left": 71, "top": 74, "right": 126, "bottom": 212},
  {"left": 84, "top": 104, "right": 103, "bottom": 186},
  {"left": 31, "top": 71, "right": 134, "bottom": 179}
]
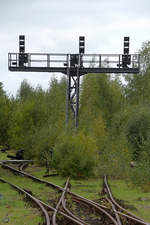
[
  {"left": 0, "top": 177, "right": 51, "bottom": 225},
  {"left": 0, "top": 161, "right": 119, "bottom": 224},
  {"left": 0, "top": 160, "right": 149, "bottom": 224},
  {"left": 99, "top": 175, "right": 149, "bottom": 225},
  {"left": 0, "top": 176, "right": 88, "bottom": 225}
]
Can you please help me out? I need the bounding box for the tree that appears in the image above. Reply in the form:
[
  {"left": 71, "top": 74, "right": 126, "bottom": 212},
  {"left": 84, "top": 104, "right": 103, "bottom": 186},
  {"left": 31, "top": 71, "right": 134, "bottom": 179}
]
[
  {"left": 8, "top": 76, "right": 67, "bottom": 157},
  {"left": 53, "top": 131, "right": 97, "bottom": 178},
  {"left": 17, "top": 79, "right": 34, "bottom": 100},
  {"left": 98, "top": 134, "right": 131, "bottom": 179},
  {"left": 125, "top": 41, "right": 150, "bottom": 105},
  {"left": 46, "top": 76, "right": 66, "bottom": 129},
  {"left": 140, "top": 41, "right": 150, "bottom": 73},
  {"left": 80, "top": 73, "right": 124, "bottom": 126},
  {"left": 126, "top": 105, "right": 150, "bottom": 160},
  {"left": 0, "top": 82, "right": 10, "bottom": 145},
  {"left": 0, "top": 82, "right": 6, "bottom": 96}
]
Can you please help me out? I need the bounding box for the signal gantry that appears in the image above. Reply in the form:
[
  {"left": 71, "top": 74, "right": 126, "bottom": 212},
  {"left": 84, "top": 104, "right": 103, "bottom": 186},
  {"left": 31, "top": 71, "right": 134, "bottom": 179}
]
[{"left": 8, "top": 36, "right": 140, "bottom": 129}]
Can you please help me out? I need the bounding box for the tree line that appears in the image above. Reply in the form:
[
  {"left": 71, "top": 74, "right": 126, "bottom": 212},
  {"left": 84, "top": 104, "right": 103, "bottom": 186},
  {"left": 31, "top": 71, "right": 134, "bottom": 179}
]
[{"left": 1, "top": 41, "right": 150, "bottom": 190}]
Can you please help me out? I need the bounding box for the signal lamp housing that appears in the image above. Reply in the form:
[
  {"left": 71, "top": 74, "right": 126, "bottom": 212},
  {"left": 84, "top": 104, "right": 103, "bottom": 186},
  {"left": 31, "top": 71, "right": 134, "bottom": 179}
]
[
  {"left": 79, "top": 36, "right": 85, "bottom": 54},
  {"left": 19, "top": 35, "right": 25, "bottom": 53}
]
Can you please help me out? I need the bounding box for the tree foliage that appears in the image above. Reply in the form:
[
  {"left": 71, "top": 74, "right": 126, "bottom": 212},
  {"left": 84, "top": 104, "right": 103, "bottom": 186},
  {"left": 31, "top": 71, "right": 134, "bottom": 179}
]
[
  {"left": 53, "top": 131, "right": 97, "bottom": 178},
  {"left": 140, "top": 41, "right": 150, "bottom": 73},
  {"left": 80, "top": 73, "right": 123, "bottom": 126},
  {"left": 0, "top": 82, "right": 10, "bottom": 145},
  {"left": 126, "top": 105, "right": 150, "bottom": 160},
  {"left": 98, "top": 135, "right": 131, "bottom": 179}
]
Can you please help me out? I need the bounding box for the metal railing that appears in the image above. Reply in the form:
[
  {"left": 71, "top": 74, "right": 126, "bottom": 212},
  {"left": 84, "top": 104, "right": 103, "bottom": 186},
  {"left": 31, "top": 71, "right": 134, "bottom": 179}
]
[{"left": 8, "top": 53, "right": 140, "bottom": 70}]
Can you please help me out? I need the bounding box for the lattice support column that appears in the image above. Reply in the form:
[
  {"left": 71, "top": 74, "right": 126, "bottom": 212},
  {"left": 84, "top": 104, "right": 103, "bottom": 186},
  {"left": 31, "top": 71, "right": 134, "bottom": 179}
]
[{"left": 66, "top": 66, "right": 80, "bottom": 129}]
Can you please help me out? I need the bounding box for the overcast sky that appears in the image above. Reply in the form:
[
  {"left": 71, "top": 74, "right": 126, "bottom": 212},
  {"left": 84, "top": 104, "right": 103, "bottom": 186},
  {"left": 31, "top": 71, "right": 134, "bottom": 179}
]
[{"left": 1, "top": 0, "right": 150, "bottom": 95}]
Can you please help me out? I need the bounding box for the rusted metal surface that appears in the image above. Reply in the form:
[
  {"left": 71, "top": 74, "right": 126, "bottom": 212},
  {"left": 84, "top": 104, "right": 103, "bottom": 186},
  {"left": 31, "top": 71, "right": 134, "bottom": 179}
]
[
  {"left": 106, "top": 197, "right": 122, "bottom": 225},
  {"left": 52, "top": 178, "right": 70, "bottom": 225},
  {"left": 61, "top": 197, "right": 89, "bottom": 225}
]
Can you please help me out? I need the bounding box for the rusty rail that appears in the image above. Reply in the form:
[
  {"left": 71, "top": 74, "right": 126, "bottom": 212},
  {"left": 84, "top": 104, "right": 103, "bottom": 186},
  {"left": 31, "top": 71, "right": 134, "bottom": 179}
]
[
  {"left": 0, "top": 177, "right": 51, "bottom": 225},
  {"left": 103, "top": 175, "right": 148, "bottom": 225}
]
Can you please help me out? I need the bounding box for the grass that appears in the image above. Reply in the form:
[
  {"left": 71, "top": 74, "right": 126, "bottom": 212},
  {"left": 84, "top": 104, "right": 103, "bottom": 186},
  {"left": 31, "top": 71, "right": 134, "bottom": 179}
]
[
  {"left": 0, "top": 182, "right": 43, "bottom": 225},
  {"left": 27, "top": 164, "right": 102, "bottom": 199},
  {"left": 1, "top": 151, "right": 150, "bottom": 223},
  {"left": 0, "top": 151, "right": 8, "bottom": 160},
  {"left": 0, "top": 152, "right": 54, "bottom": 225},
  {"left": 0, "top": 167, "right": 59, "bottom": 206},
  {"left": 110, "top": 179, "right": 150, "bottom": 222}
]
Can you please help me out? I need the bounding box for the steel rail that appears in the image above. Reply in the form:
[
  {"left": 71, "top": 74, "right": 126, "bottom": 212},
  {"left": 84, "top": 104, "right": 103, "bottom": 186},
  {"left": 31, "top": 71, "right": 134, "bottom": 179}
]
[
  {"left": 0, "top": 176, "right": 86, "bottom": 225},
  {"left": 103, "top": 175, "right": 147, "bottom": 225},
  {"left": 0, "top": 160, "right": 33, "bottom": 163},
  {"left": 9, "top": 164, "right": 89, "bottom": 225},
  {"left": 114, "top": 210, "right": 150, "bottom": 225},
  {"left": 40, "top": 195, "right": 118, "bottom": 225},
  {"left": 71, "top": 195, "right": 118, "bottom": 225},
  {"left": 0, "top": 163, "right": 108, "bottom": 205},
  {"left": 61, "top": 196, "right": 89, "bottom": 225},
  {"left": 106, "top": 196, "right": 122, "bottom": 225},
  {"left": 60, "top": 180, "right": 89, "bottom": 225},
  {"left": 38, "top": 199, "right": 86, "bottom": 225},
  {"left": 1, "top": 162, "right": 119, "bottom": 225},
  {"left": 0, "top": 177, "right": 51, "bottom": 225},
  {"left": 1, "top": 162, "right": 62, "bottom": 189},
  {"left": 52, "top": 178, "right": 70, "bottom": 225},
  {"left": 18, "top": 162, "right": 29, "bottom": 171}
]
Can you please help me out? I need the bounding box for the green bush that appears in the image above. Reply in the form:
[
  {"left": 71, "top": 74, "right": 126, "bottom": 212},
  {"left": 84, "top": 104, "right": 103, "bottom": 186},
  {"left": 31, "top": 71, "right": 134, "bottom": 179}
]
[
  {"left": 126, "top": 105, "right": 150, "bottom": 160},
  {"left": 52, "top": 131, "right": 98, "bottom": 178},
  {"left": 22, "top": 124, "right": 61, "bottom": 161},
  {"left": 129, "top": 159, "right": 150, "bottom": 192},
  {"left": 97, "top": 135, "right": 131, "bottom": 179},
  {"left": 129, "top": 140, "right": 150, "bottom": 191},
  {"left": 0, "top": 97, "right": 10, "bottom": 145}
]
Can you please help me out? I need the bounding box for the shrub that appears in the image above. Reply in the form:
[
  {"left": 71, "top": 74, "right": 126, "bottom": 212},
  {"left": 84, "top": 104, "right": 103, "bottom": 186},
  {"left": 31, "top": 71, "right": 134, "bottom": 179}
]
[
  {"left": 129, "top": 140, "right": 150, "bottom": 191},
  {"left": 129, "top": 159, "right": 150, "bottom": 192},
  {"left": 97, "top": 135, "right": 131, "bottom": 179},
  {"left": 52, "top": 131, "right": 98, "bottom": 178},
  {"left": 23, "top": 124, "right": 60, "bottom": 161},
  {"left": 126, "top": 105, "right": 150, "bottom": 160}
]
